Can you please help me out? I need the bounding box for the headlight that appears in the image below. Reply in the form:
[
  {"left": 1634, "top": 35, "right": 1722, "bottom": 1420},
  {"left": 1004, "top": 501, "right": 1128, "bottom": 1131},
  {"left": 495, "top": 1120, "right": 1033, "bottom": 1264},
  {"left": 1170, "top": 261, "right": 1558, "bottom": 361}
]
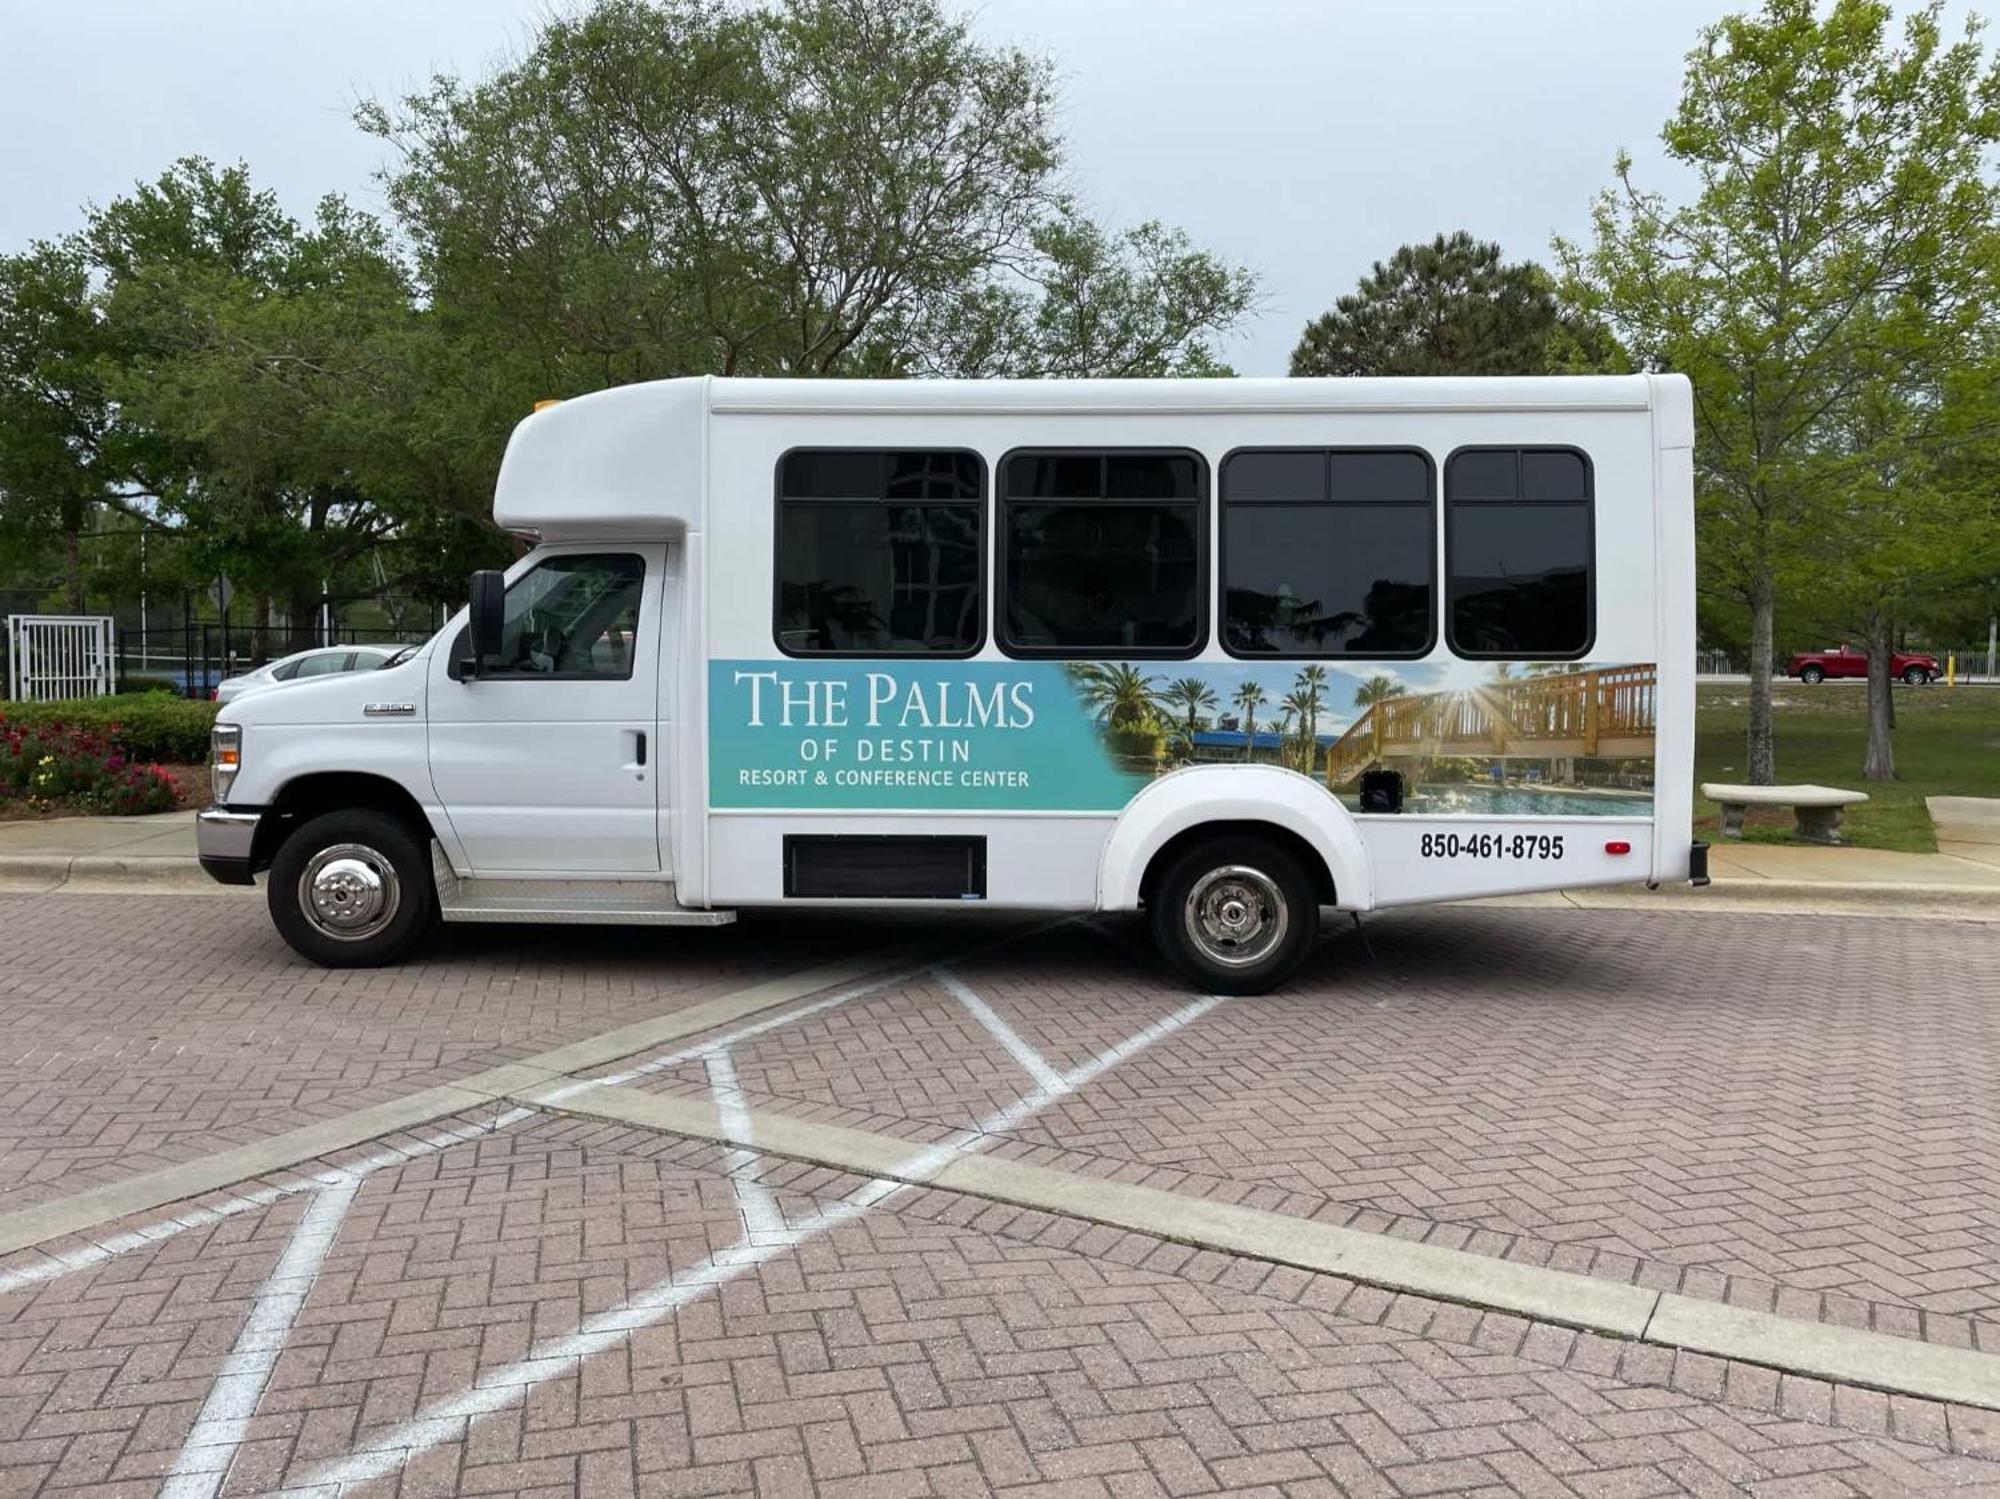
[{"left": 212, "top": 724, "right": 242, "bottom": 803}]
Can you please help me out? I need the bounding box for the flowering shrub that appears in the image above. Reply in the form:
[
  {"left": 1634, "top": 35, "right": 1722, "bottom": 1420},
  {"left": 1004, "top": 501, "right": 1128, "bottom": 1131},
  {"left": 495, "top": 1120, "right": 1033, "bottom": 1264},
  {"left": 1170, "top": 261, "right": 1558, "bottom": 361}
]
[
  {"left": 0, "top": 717, "right": 183, "bottom": 816},
  {"left": 2, "top": 692, "right": 215, "bottom": 761}
]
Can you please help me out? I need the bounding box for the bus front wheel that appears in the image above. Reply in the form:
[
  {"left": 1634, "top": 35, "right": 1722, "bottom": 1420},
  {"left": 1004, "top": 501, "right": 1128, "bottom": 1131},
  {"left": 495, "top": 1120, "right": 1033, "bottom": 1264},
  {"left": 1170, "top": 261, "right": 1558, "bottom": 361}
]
[
  {"left": 268, "top": 809, "right": 436, "bottom": 968},
  {"left": 1149, "top": 835, "right": 1318, "bottom": 995}
]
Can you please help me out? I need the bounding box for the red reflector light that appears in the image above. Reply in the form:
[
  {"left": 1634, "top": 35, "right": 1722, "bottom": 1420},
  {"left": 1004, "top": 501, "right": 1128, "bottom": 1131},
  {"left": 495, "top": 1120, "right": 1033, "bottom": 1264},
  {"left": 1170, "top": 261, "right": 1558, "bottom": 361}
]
[{"left": 1605, "top": 840, "right": 1632, "bottom": 855}]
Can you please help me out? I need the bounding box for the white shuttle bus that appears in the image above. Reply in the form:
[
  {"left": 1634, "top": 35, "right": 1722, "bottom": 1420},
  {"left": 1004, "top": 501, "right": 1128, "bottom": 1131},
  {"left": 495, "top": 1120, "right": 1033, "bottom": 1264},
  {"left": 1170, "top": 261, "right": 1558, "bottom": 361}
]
[{"left": 198, "top": 375, "right": 1704, "bottom": 993}]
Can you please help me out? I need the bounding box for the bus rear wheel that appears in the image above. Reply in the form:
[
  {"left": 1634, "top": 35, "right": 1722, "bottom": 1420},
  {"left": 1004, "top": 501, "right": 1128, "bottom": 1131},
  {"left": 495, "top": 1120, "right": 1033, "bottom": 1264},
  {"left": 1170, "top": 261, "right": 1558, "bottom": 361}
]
[
  {"left": 269, "top": 809, "right": 436, "bottom": 968},
  {"left": 1149, "top": 836, "right": 1318, "bottom": 995}
]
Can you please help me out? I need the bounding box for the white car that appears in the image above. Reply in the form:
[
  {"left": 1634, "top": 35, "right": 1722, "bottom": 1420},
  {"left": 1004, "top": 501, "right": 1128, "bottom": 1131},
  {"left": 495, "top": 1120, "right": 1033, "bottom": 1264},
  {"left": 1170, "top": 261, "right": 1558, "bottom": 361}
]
[{"left": 212, "top": 644, "right": 412, "bottom": 704}]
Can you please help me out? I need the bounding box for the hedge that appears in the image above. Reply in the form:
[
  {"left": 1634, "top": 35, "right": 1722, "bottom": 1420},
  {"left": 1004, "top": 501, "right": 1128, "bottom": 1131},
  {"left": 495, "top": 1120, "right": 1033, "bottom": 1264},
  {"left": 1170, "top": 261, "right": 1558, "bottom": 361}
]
[
  {"left": 0, "top": 718, "right": 184, "bottom": 815},
  {"left": 0, "top": 692, "right": 217, "bottom": 763}
]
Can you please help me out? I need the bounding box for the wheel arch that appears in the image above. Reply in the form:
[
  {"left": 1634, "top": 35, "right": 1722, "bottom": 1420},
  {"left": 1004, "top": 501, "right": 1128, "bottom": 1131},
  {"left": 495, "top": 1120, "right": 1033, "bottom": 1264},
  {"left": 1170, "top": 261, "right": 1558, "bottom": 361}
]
[
  {"left": 1096, "top": 765, "right": 1373, "bottom": 913},
  {"left": 251, "top": 771, "right": 439, "bottom": 872}
]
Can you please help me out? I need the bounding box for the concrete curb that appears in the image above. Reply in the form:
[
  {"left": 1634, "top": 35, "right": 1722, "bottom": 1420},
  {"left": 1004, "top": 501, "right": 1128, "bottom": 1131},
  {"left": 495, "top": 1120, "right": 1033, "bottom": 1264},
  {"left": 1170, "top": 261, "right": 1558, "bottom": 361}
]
[
  {"left": 0, "top": 943, "right": 918, "bottom": 1258},
  {"left": 0, "top": 854, "right": 224, "bottom": 894},
  {"left": 2, "top": 851, "right": 1994, "bottom": 916},
  {"left": 533, "top": 1079, "right": 2000, "bottom": 1413},
  {"left": 1572, "top": 879, "right": 2000, "bottom": 919}
]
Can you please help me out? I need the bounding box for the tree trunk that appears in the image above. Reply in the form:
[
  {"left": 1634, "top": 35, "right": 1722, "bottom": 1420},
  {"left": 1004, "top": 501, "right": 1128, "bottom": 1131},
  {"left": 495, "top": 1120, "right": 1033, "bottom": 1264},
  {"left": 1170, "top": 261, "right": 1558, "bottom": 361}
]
[
  {"left": 289, "top": 586, "right": 324, "bottom": 652},
  {"left": 251, "top": 595, "right": 272, "bottom": 667},
  {"left": 60, "top": 498, "right": 86, "bottom": 613},
  {"left": 1863, "top": 610, "right": 1896, "bottom": 782},
  {"left": 1746, "top": 580, "right": 1776, "bottom": 785}
]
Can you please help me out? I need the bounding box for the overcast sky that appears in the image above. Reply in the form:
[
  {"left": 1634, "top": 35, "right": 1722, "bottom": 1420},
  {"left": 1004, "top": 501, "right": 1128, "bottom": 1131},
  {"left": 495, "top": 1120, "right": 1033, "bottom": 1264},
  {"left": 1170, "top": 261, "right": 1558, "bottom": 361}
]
[{"left": 0, "top": 0, "right": 1980, "bottom": 374}]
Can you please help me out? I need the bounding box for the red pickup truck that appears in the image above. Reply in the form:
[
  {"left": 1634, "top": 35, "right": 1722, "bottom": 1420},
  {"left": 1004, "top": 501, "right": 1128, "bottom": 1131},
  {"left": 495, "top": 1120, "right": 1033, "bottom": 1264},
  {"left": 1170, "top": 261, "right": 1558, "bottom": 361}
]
[{"left": 1787, "top": 644, "right": 1940, "bottom": 685}]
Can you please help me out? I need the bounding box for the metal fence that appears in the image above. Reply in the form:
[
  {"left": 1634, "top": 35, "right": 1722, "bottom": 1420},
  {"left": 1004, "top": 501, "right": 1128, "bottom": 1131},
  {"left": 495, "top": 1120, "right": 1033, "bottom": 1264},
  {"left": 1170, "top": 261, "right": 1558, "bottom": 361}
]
[
  {"left": 131, "top": 624, "right": 423, "bottom": 699},
  {"left": 5, "top": 615, "right": 117, "bottom": 701}
]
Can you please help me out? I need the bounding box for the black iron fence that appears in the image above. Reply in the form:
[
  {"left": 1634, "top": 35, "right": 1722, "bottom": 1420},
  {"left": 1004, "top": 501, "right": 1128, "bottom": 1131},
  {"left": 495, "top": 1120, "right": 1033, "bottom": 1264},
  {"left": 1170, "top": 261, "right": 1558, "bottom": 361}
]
[{"left": 110, "top": 622, "right": 428, "bottom": 699}]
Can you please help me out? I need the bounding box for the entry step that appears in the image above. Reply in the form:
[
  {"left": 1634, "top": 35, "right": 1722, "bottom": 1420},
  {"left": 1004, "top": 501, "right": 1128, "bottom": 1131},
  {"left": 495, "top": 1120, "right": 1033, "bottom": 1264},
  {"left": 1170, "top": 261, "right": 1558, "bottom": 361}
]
[{"left": 433, "top": 853, "right": 736, "bottom": 926}]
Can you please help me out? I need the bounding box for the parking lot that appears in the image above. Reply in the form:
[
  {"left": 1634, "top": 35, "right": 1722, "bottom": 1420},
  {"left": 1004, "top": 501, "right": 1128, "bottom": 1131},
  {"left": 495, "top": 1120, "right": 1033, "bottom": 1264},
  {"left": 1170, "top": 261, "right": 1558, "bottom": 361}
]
[{"left": 4, "top": 893, "right": 2000, "bottom": 1496}]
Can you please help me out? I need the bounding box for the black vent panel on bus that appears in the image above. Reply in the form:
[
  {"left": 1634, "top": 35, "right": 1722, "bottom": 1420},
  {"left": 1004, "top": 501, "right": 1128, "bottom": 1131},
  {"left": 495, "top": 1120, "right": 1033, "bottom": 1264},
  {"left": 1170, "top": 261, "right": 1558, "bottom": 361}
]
[{"left": 783, "top": 835, "right": 987, "bottom": 900}]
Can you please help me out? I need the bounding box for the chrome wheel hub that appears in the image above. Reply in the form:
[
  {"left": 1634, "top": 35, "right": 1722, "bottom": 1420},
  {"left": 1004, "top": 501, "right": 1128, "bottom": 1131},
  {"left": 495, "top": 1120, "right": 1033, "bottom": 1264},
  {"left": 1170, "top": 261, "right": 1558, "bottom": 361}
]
[
  {"left": 300, "top": 843, "right": 401, "bottom": 942},
  {"left": 1185, "top": 864, "right": 1288, "bottom": 969}
]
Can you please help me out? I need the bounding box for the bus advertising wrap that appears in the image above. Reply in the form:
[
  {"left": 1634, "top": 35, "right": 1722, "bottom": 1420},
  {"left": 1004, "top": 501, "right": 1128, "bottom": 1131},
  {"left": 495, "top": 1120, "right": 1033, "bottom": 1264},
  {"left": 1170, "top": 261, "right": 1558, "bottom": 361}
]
[{"left": 709, "top": 658, "right": 1658, "bottom": 817}]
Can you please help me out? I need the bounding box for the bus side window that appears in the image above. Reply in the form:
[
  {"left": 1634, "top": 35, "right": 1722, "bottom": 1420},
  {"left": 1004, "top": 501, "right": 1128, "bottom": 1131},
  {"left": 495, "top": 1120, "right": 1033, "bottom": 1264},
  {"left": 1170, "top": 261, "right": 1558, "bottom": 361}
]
[
  {"left": 998, "top": 450, "right": 1206, "bottom": 658},
  {"left": 774, "top": 450, "right": 984, "bottom": 657},
  {"left": 1444, "top": 447, "right": 1593, "bottom": 659},
  {"left": 1220, "top": 448, "right": 1434, "bottom": 658}
]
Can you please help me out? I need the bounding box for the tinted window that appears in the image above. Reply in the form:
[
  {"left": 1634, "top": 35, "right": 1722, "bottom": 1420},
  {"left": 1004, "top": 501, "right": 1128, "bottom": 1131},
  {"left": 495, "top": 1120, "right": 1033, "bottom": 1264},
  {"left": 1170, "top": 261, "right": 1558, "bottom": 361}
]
[
  {"left": 999, "top": 450, "right": 1206, "bottom": 656},
  {"left": 777, "top": 450, "right": 983, "bottom": 655},
  {"left": 1446, "top": 448, "right": 1592, "bottom": 657},
  {"left": 467, "top": 553, "right": 645, "bottom": 678},
  {"left": 1222, "top": 449, "right": 1434, "bottom": 657}
]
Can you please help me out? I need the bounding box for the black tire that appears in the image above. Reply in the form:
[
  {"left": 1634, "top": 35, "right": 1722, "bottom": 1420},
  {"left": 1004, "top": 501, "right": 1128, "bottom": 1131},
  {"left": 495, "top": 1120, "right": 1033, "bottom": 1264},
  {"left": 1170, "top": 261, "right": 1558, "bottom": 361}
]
[
  {"left": 1903, "top": 666, "right": 1930, "bottom": 685},
  {"left": 1148, "top": 835, "right": 1319, "bottom": 995},
  {"left": 1800, "top": 665, "right": 1825, "bottom": 684},
  {"left": 267, "top": 809, "right": 435, "bottom": 968}
]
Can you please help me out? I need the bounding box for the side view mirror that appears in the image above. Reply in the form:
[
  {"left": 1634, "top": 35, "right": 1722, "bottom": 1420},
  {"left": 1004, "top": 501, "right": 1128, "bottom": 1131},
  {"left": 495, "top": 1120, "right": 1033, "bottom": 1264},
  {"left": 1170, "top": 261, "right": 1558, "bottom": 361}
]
[{"left": 463, "top": 569, "right": 506, "bottom": 677}]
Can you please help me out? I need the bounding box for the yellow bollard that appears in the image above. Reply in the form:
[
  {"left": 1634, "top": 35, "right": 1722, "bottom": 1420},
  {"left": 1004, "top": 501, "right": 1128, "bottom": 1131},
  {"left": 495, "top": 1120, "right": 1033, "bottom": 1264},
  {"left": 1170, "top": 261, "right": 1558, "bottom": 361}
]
[{"left": 1948, "top": 653, "right": 1957, "bottom": 687}]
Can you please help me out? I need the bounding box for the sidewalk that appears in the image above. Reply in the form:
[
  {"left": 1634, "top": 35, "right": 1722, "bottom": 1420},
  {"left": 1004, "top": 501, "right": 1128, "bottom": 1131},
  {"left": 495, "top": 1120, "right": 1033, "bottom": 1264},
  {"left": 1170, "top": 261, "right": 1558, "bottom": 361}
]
[
  {"left": 3, "top": 807, "right": 1997, "bottom": 916},
  {"left": 0, "top": 810, "right": 221, "bottom": 893}
]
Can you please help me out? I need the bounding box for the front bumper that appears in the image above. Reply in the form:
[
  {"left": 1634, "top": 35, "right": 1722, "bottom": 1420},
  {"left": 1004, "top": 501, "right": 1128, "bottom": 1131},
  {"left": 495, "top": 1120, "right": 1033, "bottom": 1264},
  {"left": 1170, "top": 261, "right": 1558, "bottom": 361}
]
[{"left": 196, "top": 807, "right": 262, "bottom": 886}]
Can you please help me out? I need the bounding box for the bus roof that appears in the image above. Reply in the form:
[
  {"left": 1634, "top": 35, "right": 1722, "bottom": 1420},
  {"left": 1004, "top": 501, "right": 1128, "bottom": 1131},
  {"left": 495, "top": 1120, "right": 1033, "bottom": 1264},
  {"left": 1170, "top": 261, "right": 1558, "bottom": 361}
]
[
  {"left": 492, "top": 374, "right": 1689, "bottom": 535},
  {"left": 705, "top": 373, "right": 1671, "bottom": 416}
]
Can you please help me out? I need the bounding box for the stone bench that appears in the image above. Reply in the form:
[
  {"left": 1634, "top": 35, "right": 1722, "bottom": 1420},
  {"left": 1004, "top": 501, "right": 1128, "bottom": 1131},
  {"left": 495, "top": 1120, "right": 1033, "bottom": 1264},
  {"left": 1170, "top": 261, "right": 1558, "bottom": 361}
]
[{"left": 1701, "top": 783, "right": 1870, "bottom": 845}]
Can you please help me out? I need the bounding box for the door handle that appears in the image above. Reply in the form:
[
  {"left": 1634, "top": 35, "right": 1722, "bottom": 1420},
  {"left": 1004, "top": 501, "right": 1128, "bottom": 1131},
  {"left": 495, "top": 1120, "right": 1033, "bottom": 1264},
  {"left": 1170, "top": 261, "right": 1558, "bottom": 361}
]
[{"left": 636, "top": 731, "right": 648, "bottom": 767}]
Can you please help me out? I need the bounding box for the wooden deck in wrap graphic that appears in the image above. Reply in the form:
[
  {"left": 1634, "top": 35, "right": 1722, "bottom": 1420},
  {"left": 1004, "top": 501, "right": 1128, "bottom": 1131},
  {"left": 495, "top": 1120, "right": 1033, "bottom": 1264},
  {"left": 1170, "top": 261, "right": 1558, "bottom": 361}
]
[{"left": 1324, "top": 665, "right": 1657, "bottom": 787}]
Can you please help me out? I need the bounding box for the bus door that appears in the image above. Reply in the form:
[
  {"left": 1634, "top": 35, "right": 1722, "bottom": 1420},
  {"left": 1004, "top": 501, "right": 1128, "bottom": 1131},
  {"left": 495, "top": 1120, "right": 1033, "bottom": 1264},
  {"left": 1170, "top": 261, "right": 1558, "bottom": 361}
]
[{"left": 428, "top": 543, "right": 665, "bottom": 874}]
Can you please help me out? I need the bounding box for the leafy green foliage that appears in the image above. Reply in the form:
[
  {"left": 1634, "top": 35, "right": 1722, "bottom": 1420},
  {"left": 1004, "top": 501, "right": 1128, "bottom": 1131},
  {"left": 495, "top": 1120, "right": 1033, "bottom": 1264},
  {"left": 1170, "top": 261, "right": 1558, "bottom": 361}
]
[
  {"left": 4, "top": 0, "right": 1259, "bottom": 627},
  {"left": 0, "top": 239, "right": 117, "bottom": 609},
  {"left": 0, "top": 693, "right": 217, "bottom": 763},
  {"left": 1292, "top": 232, "right": 1618, "bottom": 377},
  {"left": 362, "top": 0, "right": 1253, "bottom": 395},
  {"left": 0, "top": 716, "right": 186, "bottom": 814},
  {"left": 1561, "top": 0, "right": 2000, "bottom": 784}
]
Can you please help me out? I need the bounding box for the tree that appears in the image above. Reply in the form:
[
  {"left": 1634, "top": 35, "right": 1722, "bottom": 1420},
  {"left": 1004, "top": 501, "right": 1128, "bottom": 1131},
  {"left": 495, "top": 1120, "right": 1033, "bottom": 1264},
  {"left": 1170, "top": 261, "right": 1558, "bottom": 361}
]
[
  {"left": 1280, "top": 687, "right": 1317, "bottom": 770},
  {"left": 1232, "top": 679, "right": 1267, "bottom": 761},
  {"left": 1295, "top": 664, "right": 1328, "bottom": 738},
  {"left": 1292, "top": 231, "right": 1617, "bottom": 377},
  {"left": 1788, "top": 370, "right": 2000, "bottom": 777},
  {"left": 1561, "top": 0, "right": 2000, "bottom": 783},
  {"left": 1161, "top": 676, "right": 1218, "bottom": 751},
  {"left": 88, "top": 159, "right": 492, "bottom": 653},
  {"left": 1354, "top": 674, "right": 1407, "bottom": 708},
  {"left": 0, "top": 240, "right": 115, "bottom": 611},
  {"left": 361, "top": 0, "right": 1256, "bottom": 445},
  {"left": 933, "top": 214, "right": 1256, "bottom": 378},
  {"left": 1068, "top": 662, "right": 1160, "bottom": 728}
]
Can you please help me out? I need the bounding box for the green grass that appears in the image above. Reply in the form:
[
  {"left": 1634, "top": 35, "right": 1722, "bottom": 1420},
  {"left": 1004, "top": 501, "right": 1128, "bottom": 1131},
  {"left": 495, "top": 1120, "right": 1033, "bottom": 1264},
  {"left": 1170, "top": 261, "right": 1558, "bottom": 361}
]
[{"left": 1694, "top": 682, "right": 2000, "bottom": 852}]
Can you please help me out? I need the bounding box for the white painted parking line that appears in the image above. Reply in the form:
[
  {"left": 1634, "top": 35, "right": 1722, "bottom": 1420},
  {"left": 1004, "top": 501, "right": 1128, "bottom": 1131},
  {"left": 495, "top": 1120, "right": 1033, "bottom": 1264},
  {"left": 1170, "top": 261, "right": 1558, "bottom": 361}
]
[
  {"left": 161, "top": 1173, "right": 362, "bottom": 1499},
  {"left": 937, "top": 967, "right": 1067, "bottom": 1095},
  {"left": 0, "top": 1106, "right": 536, "bottom": 1300},
  {"left": 287, "top": 991, "right": 1226, "bottom": 1494},
  {"left": 551, "top": 917, "right": 1079, "bottom": 1104},
  {"left": 705, "top": 1050, "right": 786, "bottom": 1241},
  {"left": 0, "top": 943, "right": 923, "bottom": 1262}
]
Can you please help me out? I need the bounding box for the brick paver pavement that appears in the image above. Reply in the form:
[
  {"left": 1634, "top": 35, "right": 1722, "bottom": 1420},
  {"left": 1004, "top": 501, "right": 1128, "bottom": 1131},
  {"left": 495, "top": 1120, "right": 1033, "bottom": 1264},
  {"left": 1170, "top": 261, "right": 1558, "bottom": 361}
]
[
  {"left": 0, "top": 893, "right": 896, "bottom": 1212},
  {"left": 6, "top": 1114, "right": 2000, "bottom": 1498},
  {"left": 6, "top": 892, "right": 2000, "bottom": 1495},
  {"left": 614, "top": 909, "right": 2000, "bottom": 1350}
]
